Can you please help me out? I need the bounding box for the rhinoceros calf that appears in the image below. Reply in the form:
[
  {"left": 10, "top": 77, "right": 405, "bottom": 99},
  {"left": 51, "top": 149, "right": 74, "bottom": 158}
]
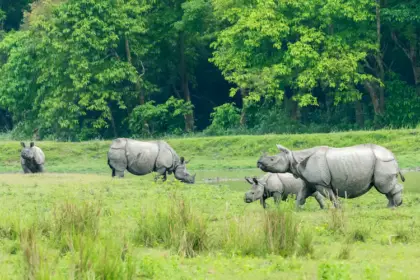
[
  {"left": 107, "top": 138, "right": 196, "bottom": 184},
  {"left": 244, "top": 173, "right": 325, "bottom": 209},
  {"left": 257, "top": 144, "right": 405, "bottom": 208},
  {"left": 20, "top": 142, "right": 45, "bottom": 173}
]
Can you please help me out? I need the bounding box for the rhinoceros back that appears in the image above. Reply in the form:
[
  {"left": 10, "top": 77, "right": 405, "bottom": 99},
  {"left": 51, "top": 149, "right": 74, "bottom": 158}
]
[
  {"left": 125, "top": 140, "right": 159, "bottom": 175},
  {"left": 33, "top": 146, "right": 45, "bottom": 165},
  {"left": 326, "top": 145, "right": 376, "bottom": 198}
]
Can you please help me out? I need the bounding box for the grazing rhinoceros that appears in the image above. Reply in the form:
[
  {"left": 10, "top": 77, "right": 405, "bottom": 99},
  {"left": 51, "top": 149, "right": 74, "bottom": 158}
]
[
  {"left": 20, "top": 142, "right": 45, "bottom": 173},
  {"left": 244, "top": 173, "right": 325, "bottom": 209},
  {"left": 107, "top": 138, "right": 196, "bottom": 184},
  {"left": 257, "top": 144, "right": 405, "bottom": 208}
]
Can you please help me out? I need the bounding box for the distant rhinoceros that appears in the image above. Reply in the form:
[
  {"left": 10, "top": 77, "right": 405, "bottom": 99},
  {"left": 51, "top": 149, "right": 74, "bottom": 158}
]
[
  {"left": 257, "top": 144, "right": 405, "bottom": 208},
  {"left": 244, "top": 173, "right": 325, "bottom": 209},
  {"left": 107, "top": 138, "right": 196, "bottom": 184},
  {"left": 20, "top": 142, "right": 45, "bottom": 173}
]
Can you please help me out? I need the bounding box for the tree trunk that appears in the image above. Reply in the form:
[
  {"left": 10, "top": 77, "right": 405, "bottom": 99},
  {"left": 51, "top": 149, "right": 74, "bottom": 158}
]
[
  {"left": 125, "top": 36, "right": 148, "bottom": 134},
  {"left": 108, "top": 105, "right": 118, "bottom": 138},
  {"left": 354, "top": 100, "right": 364, "bottom": 127},
  {"left": 364, "top": 81, "right": 381, "bottom": 116},
  {"left": 375, "top": 1, "right": 386, "bottom": 113},
  {"left": 179, "top": 32, "right": 194, "bottom": 132},
  {"left": 240, "top": 88, "right": 248, "bottom": 126}
]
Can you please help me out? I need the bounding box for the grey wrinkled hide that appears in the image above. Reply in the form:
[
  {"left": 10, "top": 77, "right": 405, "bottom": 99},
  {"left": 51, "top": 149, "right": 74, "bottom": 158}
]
[
  {"left": 244, "top": 173, "right": 325, "bottom": 209},
  {"left": 20, "top": 142, "right": 45, "bottom": 173},
  {"left": 257, "top": 144, "right": 405, "bottom": 208},
  {"left": 107, "top": 138, "right": 196, "bottom": 184}
]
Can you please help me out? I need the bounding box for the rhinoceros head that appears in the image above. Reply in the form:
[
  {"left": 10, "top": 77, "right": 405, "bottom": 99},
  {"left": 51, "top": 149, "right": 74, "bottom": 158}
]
[
  {"left": 244, "top": 177, "right": 265, "bottom": 203},
  {"left": 20, "top": 142, "right": 36, "bottom": 160},
  {"left": 257, "top": 144, "right": 291, "bottom": 173},
  {"left": 174, "top": 157, "right": 196, "bottom": 184}
]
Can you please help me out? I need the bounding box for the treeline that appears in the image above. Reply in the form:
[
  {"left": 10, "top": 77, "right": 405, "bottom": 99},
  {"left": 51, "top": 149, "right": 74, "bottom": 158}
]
[{"left": 0, "top": 0, "right": 419, "bottom": 140}]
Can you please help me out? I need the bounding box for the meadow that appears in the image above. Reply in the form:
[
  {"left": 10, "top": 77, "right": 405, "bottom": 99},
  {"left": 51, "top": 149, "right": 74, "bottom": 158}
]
[{"left": 0, "top": 129, "right": 419, "bottom": 279}]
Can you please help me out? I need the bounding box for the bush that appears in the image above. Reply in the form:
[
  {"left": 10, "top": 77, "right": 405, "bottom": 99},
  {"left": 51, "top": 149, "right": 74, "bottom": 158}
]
[
  {"left": 134, "top": 193, "right": 208, "bottom": 258},
  {"left": 204, "top": 103, "right": 241, "bottom": 135},
  {"left": 263, "top": 206, "right": 299, "bottom": 257}
]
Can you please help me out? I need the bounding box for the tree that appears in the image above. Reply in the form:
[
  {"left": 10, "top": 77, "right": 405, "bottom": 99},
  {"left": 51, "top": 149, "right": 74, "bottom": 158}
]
[
  {"left": 210, "top": 0, "right": 377, "bottom": 109},
  {"left": 383, "top": 0, "right": 420, "bottom": 96},
  {"left": 0, "top": 0, "right": 150, "bottom": 139}
]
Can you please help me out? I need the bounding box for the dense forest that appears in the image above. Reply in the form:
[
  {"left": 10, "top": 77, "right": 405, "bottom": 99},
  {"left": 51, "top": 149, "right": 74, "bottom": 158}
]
[{"left": 0, "top": 0, "right": 419, "bottom": 140}]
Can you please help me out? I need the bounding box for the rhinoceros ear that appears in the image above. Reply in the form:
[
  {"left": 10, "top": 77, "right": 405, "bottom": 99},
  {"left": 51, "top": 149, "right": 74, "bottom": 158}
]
[
  {"left": 276, "top": 144, "right": 289, "bottom": 153},
  {"left": 180, "top": 157, "right": 185, "bottom": 164},
  {"left": 30, "top": 142, "right": 35, "bottom": 147},
  {"left": 245, "top": 177, "right": 253, "bottom": 184},
  {"left": 252, "top": 177, "right": 258, "bottom": 184},
  {"left": 20, "top": 142, "right": 26, "bottom": 148}
]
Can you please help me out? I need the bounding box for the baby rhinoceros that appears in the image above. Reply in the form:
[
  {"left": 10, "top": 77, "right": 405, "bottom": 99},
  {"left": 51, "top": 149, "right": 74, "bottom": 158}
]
[
  {"left": 244, "top": 173, "right": 325, "bottom": 209},
  {"left": 20, "top": 142, "right": 45, "bottom": 173}
]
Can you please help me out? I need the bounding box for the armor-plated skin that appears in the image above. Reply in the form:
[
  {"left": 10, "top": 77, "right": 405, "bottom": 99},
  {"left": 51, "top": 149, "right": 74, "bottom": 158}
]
[
  {"left": 20, "top": 142, "right": 45, "bottom": 173},
  {"left": 257, "top": 144, "right": 405, "bottom": 208},
  {"left": 244, "top": 173, "right": 325, "bottom": 209},
  {"left": 107, "top": 138, "right": 196, "bottom": 184}
]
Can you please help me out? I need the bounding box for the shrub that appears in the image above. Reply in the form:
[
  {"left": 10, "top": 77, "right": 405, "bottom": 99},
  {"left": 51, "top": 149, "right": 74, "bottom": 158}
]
[
  {"left": 205, "top": 103, "right": 241, "bottom": 135},
  {"left": 263, "top": 206, "right": 299, "bottom": 257},
  {"left": 134, "top": 193, "right": 208, "bottom": 258},
  {"left": 318, "top": 262, "right": 351, "bottom": 280}
]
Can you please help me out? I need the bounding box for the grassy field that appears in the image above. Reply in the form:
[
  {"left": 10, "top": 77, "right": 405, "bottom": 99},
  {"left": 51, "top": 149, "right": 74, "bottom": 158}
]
[
  {"left": 0, "top": 129, "right": 419, "bottom": 279},
  {"left": 0, "top": 128, "right": 419, "bottom": 173},
  {"left": 0, "top": 172, "right": 419, "bottom": 279}
]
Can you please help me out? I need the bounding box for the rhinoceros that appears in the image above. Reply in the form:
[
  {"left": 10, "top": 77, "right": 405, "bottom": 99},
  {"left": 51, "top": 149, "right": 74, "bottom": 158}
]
[
  {"left": 107, "top": 138, "right": 196, "bottom": 183},
  {"left": 20, "top": 142, "right": 45, "bottom": 173},
  {"left": 257, "top": 144, "right": 405, "bottom": 208},
  {"left": 244, "top": 173, "right": 325, "bottom": 209}
]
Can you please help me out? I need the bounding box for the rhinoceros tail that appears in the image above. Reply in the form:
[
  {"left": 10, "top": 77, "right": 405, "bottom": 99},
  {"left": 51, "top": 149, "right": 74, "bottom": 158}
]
[{"left": 398, "top": 169, "right": 405, "bottom": 182}]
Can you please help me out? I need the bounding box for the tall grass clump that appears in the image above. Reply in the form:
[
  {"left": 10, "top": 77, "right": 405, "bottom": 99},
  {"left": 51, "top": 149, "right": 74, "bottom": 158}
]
[
  {"left": 134, "top": 193, "right": 208, "bottom": 258},
  {"left": 263, "top": 205, "right": 299, "bottom": 257},
  {"left": 297, "top": 228, "right": 315, "bottom": 257},
  {"left": 52, "top": 201, "right": 102, "bottom": 237},
  {"left": 219, "top": 213, "right": 265, "bottom": 256},
  {"left": 20, "top": 226, "right": 53, "bottom": 279},
  {"left": 51, "top": 200, "right": 102, "bottom": 253},
  {"left": 68, "top": 237, "right": 136, "bottom": 279},
  {"left": 327, "top": 207, "right": 347, "bottom": 234}
]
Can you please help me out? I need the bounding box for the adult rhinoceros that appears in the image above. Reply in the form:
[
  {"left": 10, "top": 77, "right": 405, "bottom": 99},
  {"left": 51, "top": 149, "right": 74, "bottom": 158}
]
[
  {"left": 20, "top": 142, "right": 45, "bottom": 173},
  {"left": 244, "top": 173, "right": 325, "bottom": 209},
  {"left": 257, "top": 144, "right": 405, "bottom": 208},
  {"left": 107, "top": 138, "right": 196, "bottom": 184}
]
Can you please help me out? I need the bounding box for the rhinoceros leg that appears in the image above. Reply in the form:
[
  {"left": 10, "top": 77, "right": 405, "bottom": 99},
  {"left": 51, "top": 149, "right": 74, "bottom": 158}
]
[
  {"left": 154, "top": 167, "right": 167, "bottom": 182},
  {"left": 21, "top": 163, "right": 32, "bottom": 174},
  {"left": 37, "top": 164, "right": 44, "bottom": 173},
  {"left": 260, "top": 197, "right": 267, "bottom": 209},
  {"left": 273, "top": 192, "right": 283, "bottom": 206},
  {"left": 312, "top": 191, "right": 325, "bottom": 209},
  {"left": 373, "top": 160, "right": 404, "bottom": 207},
  {"left": 296, "top": 186, "right": 313, "bottom": 209}
]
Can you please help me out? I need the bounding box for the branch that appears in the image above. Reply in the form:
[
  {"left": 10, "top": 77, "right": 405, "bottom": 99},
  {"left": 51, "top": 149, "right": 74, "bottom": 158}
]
[
  {"left": 138, "top": 60, "right": 145, "bottom": 78},
  {"left": 172, "top": 84, "right": 182, "bottom": 99},
  {"left": 391, "top": 31, "right": 413, "bottom": 62}
]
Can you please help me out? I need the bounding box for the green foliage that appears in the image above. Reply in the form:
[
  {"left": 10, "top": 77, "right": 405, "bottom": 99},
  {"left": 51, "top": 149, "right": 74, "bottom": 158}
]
[
  {"left": 383, "top": 73, "right": 420, "bottom": 128},
  {"left": 318, "top": 262, "right": 351, "bottom": 280},
  {"left": 0, "top": 0, "right": 419, "bottom": 139},
  {"left": 210, "top": 0, "right": 377, "bottom": 105},
  {"left": 205, "top": 103, "right": 241, "bottom": 134},
  {"left": 129, "top": 97, "right": 194, "bottom": 136}
]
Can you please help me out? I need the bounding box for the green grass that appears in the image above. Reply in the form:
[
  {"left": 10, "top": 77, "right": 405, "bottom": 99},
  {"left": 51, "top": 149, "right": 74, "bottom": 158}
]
[
  {"left": 0, "top": 171, "right": 419, "bottom": 279},
  {"left": 0, "top": 129, "right": 419, "bottom": 278},
  {"left": 0, "top": 128, "right": 419, "bottom": 173}
]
